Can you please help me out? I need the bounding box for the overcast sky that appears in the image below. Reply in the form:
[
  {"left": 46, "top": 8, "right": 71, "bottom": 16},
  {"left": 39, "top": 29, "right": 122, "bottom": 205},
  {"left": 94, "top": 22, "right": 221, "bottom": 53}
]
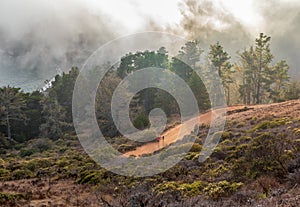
[{"left": 0, "top": 0, "right": 299, "bottom": 90}]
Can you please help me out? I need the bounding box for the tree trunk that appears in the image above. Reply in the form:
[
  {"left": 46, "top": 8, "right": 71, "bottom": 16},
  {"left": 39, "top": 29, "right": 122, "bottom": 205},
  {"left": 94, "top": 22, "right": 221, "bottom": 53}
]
[
  {"left": 6, "top": 113, "right": 11, "bottom": 139},
  {"left": 6, "top": 113, "right": 15, "bottom": 143},
  {"left": 227, "top": 86, "right": 230, "bottom": 106},
  {"left": 256, "top": 82, "right": 261, "bottom": 104},
  {"left": 256, "top": 49, "right": 263, "bottom": 104}
]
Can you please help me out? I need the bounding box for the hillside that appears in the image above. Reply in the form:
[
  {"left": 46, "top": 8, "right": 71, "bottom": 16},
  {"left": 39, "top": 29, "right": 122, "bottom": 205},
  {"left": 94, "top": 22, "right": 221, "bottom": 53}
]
[{"left": 0, "top": 100, "right": 299, "bottom": 206}]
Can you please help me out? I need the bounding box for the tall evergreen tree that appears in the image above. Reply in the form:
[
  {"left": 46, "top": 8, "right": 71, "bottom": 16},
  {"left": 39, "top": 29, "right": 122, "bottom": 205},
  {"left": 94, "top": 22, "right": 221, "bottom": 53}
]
[
  {"left": 239, "top": 33, "right": 275, "bottom": 104},
  {"left": 239, "top": 47, "right": 256, "bottom": 104},
  {"left": 0, "top": 86, "right": 26, "bottom": 142},
  {"left": 171, "top": 40, "right": 203, "bottom": 81},
  {"left": 270, "top": 60, "right": 290, "bottom": 102},
  {"left": 254, "top": 33, "right": 273, "bottom": 104},
  {"left": 208, "top": 42, "right": 234, "bottom": 105}
]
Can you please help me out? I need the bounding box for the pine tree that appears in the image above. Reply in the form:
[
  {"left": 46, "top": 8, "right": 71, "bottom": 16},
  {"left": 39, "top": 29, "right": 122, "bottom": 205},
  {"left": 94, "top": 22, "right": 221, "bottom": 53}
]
[
  {"left": 208, "top": 42, "right": 234, "bottom": 105},
  {"left": 270, "top": 60, "right": 290, "bottom": 102},
  {"left": 238, "top": 33, "right": 275, "bottom": 104},
  {"left": 0, "top": 86, "right": 26, "bottom": 142},
  {"left": 254, "top": 33, "right": 273, "bottom": 104}
]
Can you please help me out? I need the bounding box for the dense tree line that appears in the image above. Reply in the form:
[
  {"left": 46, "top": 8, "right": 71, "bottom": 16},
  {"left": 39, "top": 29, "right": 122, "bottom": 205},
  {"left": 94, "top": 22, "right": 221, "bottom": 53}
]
[{"left": 0, "top": 33, "right": 298, "bottom": 145}]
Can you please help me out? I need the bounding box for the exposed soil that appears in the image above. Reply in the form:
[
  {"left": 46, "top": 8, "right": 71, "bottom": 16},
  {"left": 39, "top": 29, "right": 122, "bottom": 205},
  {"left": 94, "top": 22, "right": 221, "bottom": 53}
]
[{"left": 124, "top": 104, "right": 269, "bottom": 157}]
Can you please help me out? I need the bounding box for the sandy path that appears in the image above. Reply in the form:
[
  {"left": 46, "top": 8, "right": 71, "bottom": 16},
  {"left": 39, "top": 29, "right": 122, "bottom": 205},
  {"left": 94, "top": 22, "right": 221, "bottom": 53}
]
[{"left": 124, "top": 106, "right": 247, "bottom": 157}]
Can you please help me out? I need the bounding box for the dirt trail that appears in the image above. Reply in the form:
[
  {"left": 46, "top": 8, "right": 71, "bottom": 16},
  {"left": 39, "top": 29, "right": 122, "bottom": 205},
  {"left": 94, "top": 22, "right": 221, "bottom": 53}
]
[
  {"left": 125, "top": 100, "right": 300, "bottom": 157},
  {"left": 124, "top": 105, "right": 248, "bottom": 157}
]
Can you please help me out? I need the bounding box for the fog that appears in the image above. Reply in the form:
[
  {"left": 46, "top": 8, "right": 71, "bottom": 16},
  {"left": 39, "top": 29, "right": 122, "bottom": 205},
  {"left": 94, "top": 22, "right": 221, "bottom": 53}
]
[
  {"left": 0, "top": 0, "right": 117, "bottom": 90},
  {"left": 0, "top": 0, "right": 299, "bottom": 91},
  {"left": 174, "top": 0, "right": 300, "bottom": 78}
]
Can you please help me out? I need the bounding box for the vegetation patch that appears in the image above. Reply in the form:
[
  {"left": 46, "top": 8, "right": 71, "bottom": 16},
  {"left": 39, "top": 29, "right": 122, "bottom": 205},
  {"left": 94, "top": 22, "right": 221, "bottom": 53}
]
[
  {"left": 203, "top": 180, "right": 243, "bottom": 200},
  {"left": 0, "top": 192, "right": 28, "bottom": 206}
]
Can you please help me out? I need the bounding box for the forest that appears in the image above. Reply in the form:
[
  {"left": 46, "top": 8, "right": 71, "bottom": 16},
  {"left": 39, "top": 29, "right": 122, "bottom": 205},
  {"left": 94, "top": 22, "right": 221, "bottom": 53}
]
[{"left": 0, "top": 33, "right": 299, "bottom": 143}]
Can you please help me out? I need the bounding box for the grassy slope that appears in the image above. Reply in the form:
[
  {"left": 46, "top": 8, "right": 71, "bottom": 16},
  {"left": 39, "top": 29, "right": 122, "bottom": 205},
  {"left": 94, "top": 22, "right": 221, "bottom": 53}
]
[{"left": 0, "top": 100, "right": 300, "bottom": 206}]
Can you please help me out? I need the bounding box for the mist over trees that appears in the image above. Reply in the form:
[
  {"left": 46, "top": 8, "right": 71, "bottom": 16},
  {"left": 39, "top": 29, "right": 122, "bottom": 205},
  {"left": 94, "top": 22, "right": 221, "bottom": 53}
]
[{"left": 0, "top": 33, "right": 298, "bottom": 145}]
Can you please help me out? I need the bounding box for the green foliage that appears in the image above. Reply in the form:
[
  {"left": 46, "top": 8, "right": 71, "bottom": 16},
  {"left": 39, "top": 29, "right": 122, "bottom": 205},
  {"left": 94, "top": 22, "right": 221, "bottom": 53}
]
[
  {"left": 154, "top": 181, "right": 179, "bottom": 193},
  {"left": 133, "top": 112, "right": 150, "bottom": 130},
  {"left": 154, "top": 180, "right": 205, "bottom": 197},
  {"left": 232, "top": 132, "right": 294, "bottom": 180},
  {"left": 238, "top": 33, "right": 288, "bottom": 104},
  {"left": 220, "top": 131, "right": 233, "bottom": 141},
  {"left": 247, "top": 117, "right": 290, "bottom": 133},
  {"left": 203, "top": 181, "right": 243, "bottom": 199},
  {"left": 24, "top": 158, "right": 52, "bottom": 171},
  {"left": 155, "top": 180, "right": 242, "bottom": 198},
  {"left": 76, "top": 170, "right": 110, "bottom": 185},
  {"left": 19, "top": 139, "right": 53, "bottom": 157},
  {"left": 270, "top": 60, "right": 290, "bottom": 102},
  {"left": 11, "top": 169, "right": 34, "bottom": 180},
  {"left": 293, "top": 128, "right": 300, "bottom": 135},
  {"left": 179, "top": 181, "right": 206, "bottom": 196},
  {"left": 95, "top": 70, "right": 122, "bottom": 137},
  {"left": 0, "top": 169, "right": 10, "bottom": 180},
  {"left": 19, "top": 148, "right": 40, "bottom": 157},
  {"left": 0, "top": 158, "right": 5, "bottom": 167},
  {"left": 208, "top": 164, "right": 230, "bottom": 178},
  {"left": 171, "top": 41, "right": 211, "bottom": 110},
  {"left": 190, "top": 143, "right": 202, "bottom": 152},
  {"left": 0, "top": 86, "right": 27, "bottom": 142},
  {"left": 0, "top": 192, "right": 27, "bottom": 206},
  {"left": 208, "top": 42, "right": 234, "bottom": 105},
  {"left": 185, "top": 152, "right": 199, "bottom": 160},
  {"left": 285, "top": 81, "right": 300, "bottom": 100}
]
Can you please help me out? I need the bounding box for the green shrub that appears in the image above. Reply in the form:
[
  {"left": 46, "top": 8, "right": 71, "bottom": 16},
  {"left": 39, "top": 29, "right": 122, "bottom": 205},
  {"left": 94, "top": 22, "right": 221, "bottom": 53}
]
[
  {"left": 76, "top": 170, "right": 110, "bottom": 185},
  {"left": 211, "top": 146, "right": 228, "bottom": 160},
  {"left": 190, "top": 143, "right": 202, "bottom": 152},
  {"left": 0, "top": 169, "right": 10, "bottom": 180},
  {"left": 179, "top": 181, "right": 206, "bottom": 196},
  {"left": 237, "top": 136, "right": 252, "bottom": 144},
  {"left": 293, "top": 128, "right": 300, "bottom": 135},
  {"left": 34, "top": 139, "right": 52, "bottom": 152},
  {"left": 19, "top": 148, "right": 39, "bottom": 157},
  {"left": 133, "top": 112, "right": 150, "bottom": 130},
  {"left": 13, "top": 143, "right": 25, "bottom": 150},
  {"left": 250, "top": 118, "right": 289, "bottom": 132},
  {"left": 232, "top": 132, "right": 294, "bottom": 180},
  {"left": 154, "top": 180, "right": 205, "bottom": 197},
  {"left": 56, "top": 157, "right": 71, "bottom": 168},
  {"left": 185, "top": 152, "right": 199, "bottom": 160},
  {"left": 209, "top": 164, "right": 230, "bottom": 178},
  {"left": 227, "top": 143, "right": 249, "bottom": 160},
  {"left": 220, "top": 131, "right": 233, "bottom": 141},
  {"left": 0, "top": 158, "right": 5, "bottom": 167},
  {"left": 24, "top": 158, "right": 52, "bottom": 171},
  {"left": 12, "top": 169, "right": 34, "bottom": 180},
  {"left": 154, "top": 181, "right": 179, "bottom": 193},
  {"left": 203, "top": 180, "right": 243, "bottom": 199},
  {"left": 0, "top": 192, "right": 27, "bottom": 205}
]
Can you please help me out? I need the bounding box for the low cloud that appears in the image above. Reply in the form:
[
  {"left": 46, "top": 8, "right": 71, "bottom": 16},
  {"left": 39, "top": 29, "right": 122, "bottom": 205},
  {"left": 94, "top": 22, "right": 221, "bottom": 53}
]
[{"left": 0, "top": 0, "right": 117, "bottom": 90}]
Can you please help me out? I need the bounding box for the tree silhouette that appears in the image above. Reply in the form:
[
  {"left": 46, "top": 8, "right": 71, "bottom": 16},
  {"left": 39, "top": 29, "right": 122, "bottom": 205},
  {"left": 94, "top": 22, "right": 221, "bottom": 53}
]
[{"left": 0, "top": 86, "right": 26, "bottom": 142}]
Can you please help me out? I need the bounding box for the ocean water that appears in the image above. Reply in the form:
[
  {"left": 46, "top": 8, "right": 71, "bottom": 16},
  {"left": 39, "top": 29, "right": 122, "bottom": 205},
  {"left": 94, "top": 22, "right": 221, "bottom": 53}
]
[{"left": 0, "top": 69, "right": 55, "bottom": 92}]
